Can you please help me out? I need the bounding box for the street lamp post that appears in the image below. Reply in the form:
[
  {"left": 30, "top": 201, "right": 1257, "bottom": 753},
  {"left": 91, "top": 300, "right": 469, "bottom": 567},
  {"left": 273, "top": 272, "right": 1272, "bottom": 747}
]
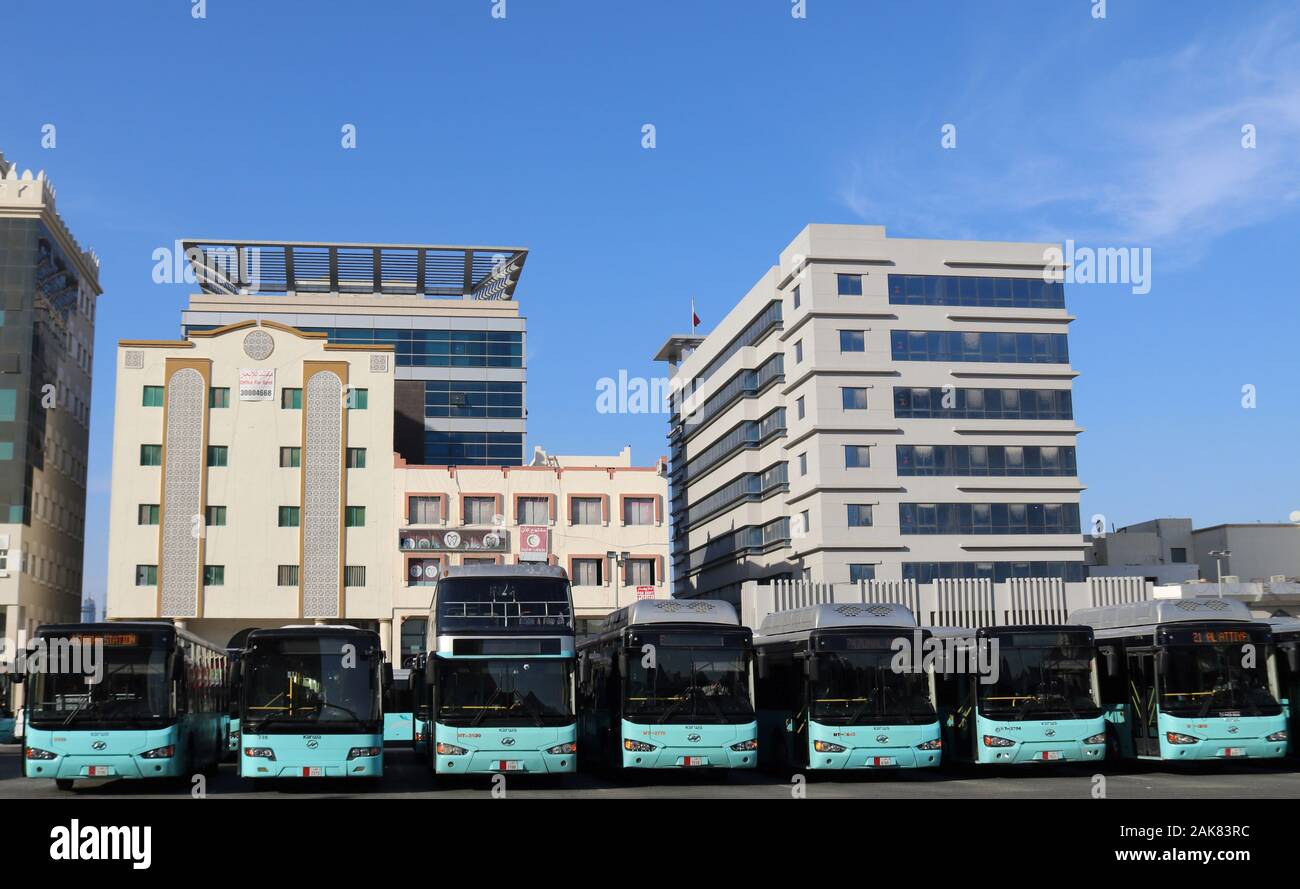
[{"left": 1209, "top": 549, "right": 1232, "bottom": 598}]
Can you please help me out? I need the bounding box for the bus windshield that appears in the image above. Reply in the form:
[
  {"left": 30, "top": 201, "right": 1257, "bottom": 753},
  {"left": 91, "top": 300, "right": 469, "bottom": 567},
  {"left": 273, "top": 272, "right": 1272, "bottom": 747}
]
[
  {"left": 27, "top": 643, "right": 173, "bottom": 729},
  {"left": 436, "top": 577, "right": 572, "bottom": 633},
  {"left": 979, "top": 639, "right": 1100, "bottom": 720},
  {"left": 624, "top": 638, "right": 753, "bottom": 723},
  {"left": 437, "top": 658, "right": 573, "bottom": 726},
  {"left": 1160, "top": 645, "right": 1282, "bottom": 717},
  {"left": 811, "top": 639, "right": 936, "bottom": 725},
  {"left": 244, "top": 638, "right": 381, "bottom": 732}
]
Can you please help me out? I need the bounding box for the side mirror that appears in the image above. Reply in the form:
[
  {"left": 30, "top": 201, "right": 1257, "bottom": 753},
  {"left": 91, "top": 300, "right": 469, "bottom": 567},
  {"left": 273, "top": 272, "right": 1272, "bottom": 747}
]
[
  {"left": 755, "top": 649, "right": 768, "bottom": 680},
  {"left": 383, "top": 663, "right": 394, "bottom": 690},
  {"left": 1155, "top": 649, "right": 1168, "bottom": 674},
  {"left": 804, "top": 652, "right": 820, "bottom": 683},
  {"left": 617, "top": 649, "right": 628, "bottom": 676},
  {"left": 1284, "top": 643, "right": 1299, "bottom": 674},
  {"left": 1100, "top": 646, "right": 1118, "bottom": 676},
  {"left": 577, "top": 654, "right": 590, "bottom": 685}
]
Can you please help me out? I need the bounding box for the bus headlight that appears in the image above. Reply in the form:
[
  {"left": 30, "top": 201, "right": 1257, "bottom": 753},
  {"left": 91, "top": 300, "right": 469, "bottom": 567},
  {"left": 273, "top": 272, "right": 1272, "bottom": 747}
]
[
  {"left": 1165, "top": 731, "right": 1199, "bottom": 745},
  {"left": 1266, "top": 730, "right": 1287, "bottom": 742},
  {"left": 436, "top": 742, "right": 468, "bottom": 756},
  {"left": 813, "top": 740, "right": 846, "bottom": 753},
  {"left": 1083, "top": 732, "right": 1107, "bottom": 745},
  {"left": 623, "top": 739, "right": 656, "bottom": 752},
  {"left": 140, "top": 745, "right": 176, "bottom": 759},
  {"left": 244, "top": 747, "right": 276, "bottom": 760},
  {"left": 25, "top": 747, "right": 56, "bottom": 760},
  {"left": 730, "top": 739, "right": 758, "bottom": 751},
  {"left": 916, "top": 738, "right": 942, "bottom": 750},
  {"left": 982, "top": 735, "right": 1015, "bottom": 748},
  {"left": 546, "top": 742, "right": 577, "bottom": 755},
  {"left": 347, "top": 747, "right": 381, "bottom": 760}
]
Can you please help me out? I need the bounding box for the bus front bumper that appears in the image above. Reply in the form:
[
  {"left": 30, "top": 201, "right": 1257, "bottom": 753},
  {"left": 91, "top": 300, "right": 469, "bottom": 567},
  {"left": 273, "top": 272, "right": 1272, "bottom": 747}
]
[
  {"left": 620, "top": 720, "right": 759, "bottom": 769},
  {"left": 25, "top": 753, "right": 187, "bottom": 780},
  {"left": 437, "top": 749, "right": 576, "bottom": 774},
  {"left": 23, "top": 727, "right": 186, "bottom": 780},
  {"left": 239, "top": 733, "right": 384, "bottom": 778},
  {"left": 976, "top": 739, "right": 1106, "bottom": 764},
  {"left": 805, "top": 723, "right": 943, "bottom": 769}
]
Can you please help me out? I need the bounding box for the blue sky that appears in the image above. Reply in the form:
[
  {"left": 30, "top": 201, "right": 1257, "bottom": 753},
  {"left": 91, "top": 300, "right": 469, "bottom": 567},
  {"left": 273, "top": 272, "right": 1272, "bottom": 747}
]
[{"left": 3, "top": 1, "right": 1298, "bottom": 612}]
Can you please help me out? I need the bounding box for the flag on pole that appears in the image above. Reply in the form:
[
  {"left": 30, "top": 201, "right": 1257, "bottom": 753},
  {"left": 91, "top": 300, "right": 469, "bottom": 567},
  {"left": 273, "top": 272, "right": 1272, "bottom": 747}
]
[{"left": 691, "top": 298, "right": 700, "bottom": 331}]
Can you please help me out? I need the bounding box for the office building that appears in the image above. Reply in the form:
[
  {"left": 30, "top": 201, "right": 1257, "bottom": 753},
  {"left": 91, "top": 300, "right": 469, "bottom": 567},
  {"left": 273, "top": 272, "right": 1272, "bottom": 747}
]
[
  {"left": 656, "top": 224, "right": 1085, "bottom": 601},
  {"left": 0, "top": 152, "right": 101, "bottom": 654}
]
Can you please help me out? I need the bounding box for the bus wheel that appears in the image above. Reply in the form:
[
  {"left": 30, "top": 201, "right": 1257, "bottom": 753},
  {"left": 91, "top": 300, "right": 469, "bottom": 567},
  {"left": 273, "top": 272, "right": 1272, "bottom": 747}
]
[{"left": 55, "top": 779, "right": 75, "bottom": 791}]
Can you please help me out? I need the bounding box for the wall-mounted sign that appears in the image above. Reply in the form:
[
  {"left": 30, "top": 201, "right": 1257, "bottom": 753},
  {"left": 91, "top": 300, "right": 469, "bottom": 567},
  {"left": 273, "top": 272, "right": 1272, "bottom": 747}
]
[
  {"left": 239, "top": 368, "right": 275, "bottom": 401},
  {"left": 636, "top": 585, "right": 656, "bottom": 600},
  {"left": 400, "top": 528, "right": 507, "bottom": 552},
  {"left": 519, "top": 525, "right": 549, "bottom": 562}
]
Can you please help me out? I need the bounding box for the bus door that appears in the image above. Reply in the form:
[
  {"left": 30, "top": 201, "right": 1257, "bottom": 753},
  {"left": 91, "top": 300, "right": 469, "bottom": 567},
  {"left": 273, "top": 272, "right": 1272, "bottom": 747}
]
[{"left": 1126, "top": 649, "right": 1159, "bottom": 757}]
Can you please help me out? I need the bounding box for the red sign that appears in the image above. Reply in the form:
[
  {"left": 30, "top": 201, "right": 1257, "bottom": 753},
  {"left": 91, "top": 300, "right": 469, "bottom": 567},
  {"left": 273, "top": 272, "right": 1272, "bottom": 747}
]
[
  {"left": 636, "top": 585, "right": 656, "bottom": 600},
  {"left": 519, "top": 525, "right": 549, "bottom": 562}
]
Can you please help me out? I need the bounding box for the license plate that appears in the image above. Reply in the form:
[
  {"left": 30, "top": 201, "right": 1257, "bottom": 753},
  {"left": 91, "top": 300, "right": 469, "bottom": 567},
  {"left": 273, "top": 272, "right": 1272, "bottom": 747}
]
[
  {"left": 1040, "top": 751, "right": 1063, "bottom": 761},
  {"left": 682, "top": 756, "right": 706, "bottom": 767},
  {"left": 871, "top": 756, "right": 896, "bottom": 767},
  {"left": 302, "top": 767, "right": 324, "bottom": 777},
  {"left": 1224, "top": 747, "right": 1246, "bottom": 758},
  {"left": 87, "top": 766, "right": 110, "bottom": 777},
  {"left": 497, "top": 761, "right": 523, "bottom": 771}
]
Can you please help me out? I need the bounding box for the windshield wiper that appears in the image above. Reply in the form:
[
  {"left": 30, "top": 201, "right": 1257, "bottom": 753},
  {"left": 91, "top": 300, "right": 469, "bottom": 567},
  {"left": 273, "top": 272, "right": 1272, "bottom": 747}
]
[
  {"left": 657, "top": 687, "right": 701, "bottom": 724},
  {"left": 471, "top": 686, "right": 508, "bottom": 727},
  {"left": 60, "top": 661, "right": 138, "bottom": 727},
  {"left": 317, "top": 700, "right": 367, "bottom": 724}
]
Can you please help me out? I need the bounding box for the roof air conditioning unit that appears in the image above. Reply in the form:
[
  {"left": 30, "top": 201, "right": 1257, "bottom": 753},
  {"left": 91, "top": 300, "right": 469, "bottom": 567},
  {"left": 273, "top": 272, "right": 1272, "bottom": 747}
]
[
  {"left": 1270, "top": 575, "right": 1288, "bottom": 583},
  {"left": 1221, "top": 575, "right": 1239, "bottom": 583}
]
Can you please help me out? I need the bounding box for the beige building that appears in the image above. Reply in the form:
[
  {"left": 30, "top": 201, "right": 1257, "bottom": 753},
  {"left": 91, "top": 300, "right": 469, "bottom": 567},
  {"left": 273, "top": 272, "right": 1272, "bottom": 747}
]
[
  {"left": 0, "top": 153, "right": 102, "bottom": 656},
  {"left": 656, "top": 224, "right": 1086, "bottom": 602},
  {"left": 106, "top": 320, "right": 398, "bottom": 648},
  {"left": 105, "top": 319, "right": 669, "bottom": 657}
]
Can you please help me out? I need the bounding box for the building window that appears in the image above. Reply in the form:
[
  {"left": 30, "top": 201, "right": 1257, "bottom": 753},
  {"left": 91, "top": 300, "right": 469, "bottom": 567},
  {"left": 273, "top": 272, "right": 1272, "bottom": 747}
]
[
  {"left": 462, "top": 557, "right": 496, "bottom": 566},
  {"left": 794, "top": 340, "right": 803, "bottom": 363},
  {"left": 135, "top": 565, "right": 157, "bottom": 586},
  {"left": 890, "top": 330, "right": 1069, "bottom": 364},
  {"left": 142, "top": 385, "right": 164, "bottom": 407},
  {"left": 847, "top": 504, "right": 874, "bottom": 527},
  {"left": 209, "top": 387, "right": 230, "bottom": 408},
  {"left": 345, "top": 506, "right": 366, "bottom": 527},
  {"left": 203, "top": 565, "right": 225, "bottom": 586},
  {"left": 408, "top": 496, "right": 443, "bottom": 524},
  {"left": 573, "top": 558, "right": 603, "bottom": 586},
  {"left": 1171, "top": 547, "right": 1188, "bottom": 563},
  {"left": 205, "top": 506, "right": 227, "bottom": 527},
  {"left": 344, "top": 565, "right": 366, "bottom": 587},
  {"left": 463, "top": 496, "right": 496, "bottom": 525},
  {"left": 281, "top": 388, "right": 302, "bottom": 409},
  {"left": 570, "top": 497, "right": 601, "bottom": 525},
  {"left": 138, "top": 504, "right": 160, "bottom": 525},
  {"left": 792, "top": 285, "right": 801, "bottom": 309},
  {"left": 898, "top": 502, "right": 1081, "bottom": 535},
  {"left": 798, "top": 452, "right": 807, "bottom": 476},
  {"left": 839, "top": 330, "right": 865, "bottom": 352},
  {"left": 799, "top": 509, "right": 810, "bottom": 535},
  {"left": 517, "top": 496, "right": 549, "bottom": 525},
  {"left": 278, "top": 506, "right": 301, "bottom": 528},
  {"left": 844, "top": 445, "right": 871, "bottom": 468},
  {"left": 623, "top": 497, "right": 655, "bottom": 525},
  {"left": 849, "top": 563, "right": 876, "bottom": 582},
  {"left": 896, "top": 444, "right": 1077, "bottom": 477},
  {"left": 837, "top": 273, "right": 863, "bottom": 296},
  {"left": 796, "top": 396, "right": 805, "bottom": 420},
  {"left": 347, "top": 389, "right": 369, "bottom": 410},
  {"left": 277, "top": 565, "right": 300, "bottom": 586},
  {"left": 280, "top": 446, "right": 301, "bottom": 468},
  {"left": 346, "top": 447, "right": 366, "bottom": 469},
  {"left": 400, "top": 618, "right": 428, "bottom": 658},
  {"left": 841, "top": 387, "right": 868, "bottom": 410},
  {"left": 207, "top": 445, "right": 228, "bottom": 467},
  {"left": 140, "top": 444, "right": 163, "bottom": 466},
  {"left": 887, "top": 274, "right": 1065, "bottom": 309},
  {"left": 625, "top": 558, "right": 655, "bottom": 586},
  {"left": 408, "top": 558, "right": 440, "bottom": 586}
]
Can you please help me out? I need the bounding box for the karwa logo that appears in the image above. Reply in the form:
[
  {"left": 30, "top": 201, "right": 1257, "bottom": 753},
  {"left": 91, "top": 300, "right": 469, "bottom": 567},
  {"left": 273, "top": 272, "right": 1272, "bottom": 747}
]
[{"left": 49, "top": 820, "right": 151, "bottom": 870}]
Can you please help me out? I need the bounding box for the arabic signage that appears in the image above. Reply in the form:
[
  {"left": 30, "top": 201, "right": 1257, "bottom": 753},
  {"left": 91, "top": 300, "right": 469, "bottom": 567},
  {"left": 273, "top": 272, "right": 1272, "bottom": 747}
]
[
  {"left": 399, "top": 528, "right": 508, "bottom": 552},
  {"left": 239, "top": 368, "right": 275, "bottom": 401}
]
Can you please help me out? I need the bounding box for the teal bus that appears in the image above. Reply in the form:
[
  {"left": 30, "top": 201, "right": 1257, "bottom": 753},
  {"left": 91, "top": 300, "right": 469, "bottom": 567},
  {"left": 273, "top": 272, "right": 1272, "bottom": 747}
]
[
  {"left": 383, "top": 667, "right": 418, "bottom": 746},
  {"left": 419, "top": 564, "right": 577, "bottom": 777},
  {"left": 934, "top": 625, "right": 1106, "bottom": 765},
  {"left": 754, "top": 603, "right": 942, "bottom": 771},
  {"left": 1071, "top": 599, "right": 1287, "bottom": 761},
  {"left": 236, "top": 625, "right": 389, "bottom": 780},
  {"left": 1, "top": 672, "right": 15, "bottom": 743},
  {"left": 20, "top": 622, "right": 229, "bottom": 790},
  {"left": 577, "top": 599, "right": 757, "bottom": 770},
  {"left": 1269, "top": 618, "right": 1300, "bottom": 758}
]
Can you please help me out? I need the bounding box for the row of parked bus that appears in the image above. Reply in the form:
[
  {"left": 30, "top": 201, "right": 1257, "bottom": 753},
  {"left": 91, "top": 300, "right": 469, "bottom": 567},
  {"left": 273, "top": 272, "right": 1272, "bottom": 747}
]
[{"left": 10, "top": 563, "right": 1300, "bottom": 788}]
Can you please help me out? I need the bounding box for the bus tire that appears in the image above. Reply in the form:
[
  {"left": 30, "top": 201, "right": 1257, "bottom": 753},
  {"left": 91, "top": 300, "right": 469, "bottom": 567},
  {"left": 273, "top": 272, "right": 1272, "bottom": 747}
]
[{"left": 55, "top": 779, "right": 74, "bottom": 791}]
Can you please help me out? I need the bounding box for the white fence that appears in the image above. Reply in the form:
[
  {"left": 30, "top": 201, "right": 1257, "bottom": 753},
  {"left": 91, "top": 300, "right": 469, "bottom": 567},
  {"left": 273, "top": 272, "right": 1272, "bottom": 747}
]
[{"left": 741, "top": 576, "right": 1149, "bottom": 631}]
